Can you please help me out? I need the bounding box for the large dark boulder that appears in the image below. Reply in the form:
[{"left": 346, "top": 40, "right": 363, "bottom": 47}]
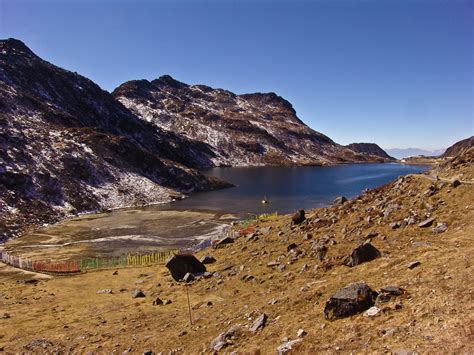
[
  {"left": 165, "top": 254, "right": 206, "bottom": 281},
  {"left": 324, "top": 282, "right": 378, "bottom": 320},
  {"left": 344, "top": 242, "right": 381, "bottom": 267},
  {"left": 292, "top": 209, "right": 306, "bottom": 225}
]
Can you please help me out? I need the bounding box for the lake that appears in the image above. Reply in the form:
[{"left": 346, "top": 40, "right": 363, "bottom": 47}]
[
  {"left": 170, "top": 163, "right": 429, "bottom": 215},
  {"left": 4, "top": 163, "right": 428, "bottom": 259}
]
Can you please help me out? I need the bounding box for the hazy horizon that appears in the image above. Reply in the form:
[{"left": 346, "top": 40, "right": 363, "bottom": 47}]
[{"left": 1, "top": 0, "right": 472, "bottom": 150}]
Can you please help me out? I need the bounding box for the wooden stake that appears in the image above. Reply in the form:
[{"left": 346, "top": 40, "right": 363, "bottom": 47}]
[{"left": 186, "top": 284, "right": 193, "bottom": 325}]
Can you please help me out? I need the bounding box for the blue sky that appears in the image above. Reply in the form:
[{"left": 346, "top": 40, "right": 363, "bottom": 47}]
[{"left": 1, "top": 0, "right": 472, "bottom": 150}]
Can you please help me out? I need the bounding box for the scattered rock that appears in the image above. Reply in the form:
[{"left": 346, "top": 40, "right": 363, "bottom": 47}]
[
  {"left": 291, "top": 209, "right": 306, "bottom": 225},
  {"left": 451, "top": 179, "right": 461, "bottom": 188},
  {"left": 213, "top": 236, "right": 234, "bottom": 248},
  {"left": 209, "top": 325, "right": 240, "bottom": 351},
  {"left": 432, "top": 223, "right": 447, "bottom": 234},
  {"left": 112, "top": 270, "right": 118, "bottom": 275},
  {"left": 418, "top": 217, "right": 435, "bottom": 228},
  {"left": 407, "top": 261, "right": 421, "bottom": 269},
  {"left": 303, "top": 233, "right": 312, "bottom": 240},
  {"left": 389, "top": 222, "right": 400, "bottom": 229},
  {"left": 1, "top": 313, "right": 11, "bottom": 319},
  {"left": 182, "top": 272, "right": 195, "bottom": 283},
  {"left": 375, "top": 286, "right": 404, "bottom": 305},
  {"left": 344, "top": 243, "right": 381, "bottom": 267},
  {"left": 249, "top": 313, "right": 267, "bottom": 332},
  {"left": 200, "top": 255, "right": 216, "bottom": 264},
  {"left": 297, "top": 329, "right": 307, "bottom": 338},
  {"left": 380, "top": 285, "right": 404, "bottom": 296},
  {"left": 277, "top": 339, "right": 303, "bottom": 354},
  {"left": 287, "top": 243, "right": 298, "bottom": 251},
  {"left": 165, "top": 254, "right": 206, "bottom": 281},
  {"left": 162, "top": 299, "right": 172, "bottom": 305},
  {"left": 333, "top": 196, "right": 347, "bottom": 205},
  {"left": 24, "top": 339, "right": 54, "bottom": 350},
  {"left": 131, "top": 289, "right": 145, "bottom": 298},
  {"left": 152, "top": 297, "right": 163, "bottom": 305},
  {"left": 241, "top": 274, "right": 255, "bottom": 282},
  {"left": 364, "top": 306, "right": 381, "bottom": 317},
  {"left": 96, "top": 289, "right": 113, "bottom": 294},
  {"left": 324, "top": 282, "right": 378, "bottom": 320}
]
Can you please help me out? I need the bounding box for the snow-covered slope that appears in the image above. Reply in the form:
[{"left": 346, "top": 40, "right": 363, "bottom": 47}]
[
  {"left": 0, "top": 39, "right": 229, "bottom": 240},
  {"left": 113, "top": 77, "right": 376, "bottom": 167}
]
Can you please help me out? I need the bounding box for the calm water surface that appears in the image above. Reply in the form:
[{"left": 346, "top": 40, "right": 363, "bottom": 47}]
[
  {"left": 6, "top": 163, "right": 428, "bottom": 258},
  {"left": 169, "top": 163, "right": 429, "bottom": 215}
]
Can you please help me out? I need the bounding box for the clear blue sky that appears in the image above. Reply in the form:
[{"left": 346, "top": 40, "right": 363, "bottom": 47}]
[{"left": 1, "top": 0, "right": 472, "bottom": 150}]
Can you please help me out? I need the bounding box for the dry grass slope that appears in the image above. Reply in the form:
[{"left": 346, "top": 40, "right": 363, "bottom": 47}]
[{"left": 0, "top": 158, "right": 473, "bottom": 353}]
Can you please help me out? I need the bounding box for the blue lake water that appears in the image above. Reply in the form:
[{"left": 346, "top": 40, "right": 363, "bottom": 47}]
[
  {"left": 9, "top": 163, "right": 429, "bottom": 257},
  {"left": 169, "top": 163, "right": 429, "bottom": 215}
]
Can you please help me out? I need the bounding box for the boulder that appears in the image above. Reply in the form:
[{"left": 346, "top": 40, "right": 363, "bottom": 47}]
[
  {"left": 165, "top": 254, "right": 206, "bottom": 281},
  {"left": 364, "top": 306, "right": 381, "bottom": 317},
  {"left": 249, "top": 313, "right": 267, "bottom": 332},
  {"left": 131, "top": 289, "right": 145, "bottom": 298},
  {"left": 291, "top": 209, "right": 306, "bottom": 225},
  {"left": 344, "top": 243, "right": 381, "bottom": 267},
  {"left": 451, "top": 179, "right": 461, "bottom": 188},
  {"left": 333, "top": 196, "right": 348, "bottom": 205},
  {"left": 199, "top": 255, "right": 216, "bottom": 264},
  {"left": 323, "top": 282, "right": 378, "bottom": 320}
]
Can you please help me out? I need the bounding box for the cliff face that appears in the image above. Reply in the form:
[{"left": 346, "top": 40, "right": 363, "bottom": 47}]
[
  {"left": 0, "top": 39, "right": 229, "bottom": 240},
  {"left": 442, "top": 136, "right": 474, "bottom": 158},
  {"left": 345, "top": 143, "right": 395, "bottom": 161},
  {"left": 113, "top": 77, "right": 376, "bottom": 167}
]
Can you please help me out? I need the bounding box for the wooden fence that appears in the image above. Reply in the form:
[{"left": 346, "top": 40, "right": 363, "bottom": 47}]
[{"left": 0, "top": 225, "right": 238, "bottom": 275}]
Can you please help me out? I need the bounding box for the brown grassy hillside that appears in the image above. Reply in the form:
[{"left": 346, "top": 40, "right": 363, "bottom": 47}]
[{"left": 0, "top": 158, "right": 473, "bottom": 353}]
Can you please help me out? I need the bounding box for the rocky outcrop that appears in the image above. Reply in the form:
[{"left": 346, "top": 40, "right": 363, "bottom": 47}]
[
  {"left": 0, "top": 38, "right": 230, "bottom": 241},
  {"left": 346, "top": 143, "right": 395, "bottom": 161},
  {"left": 113, "top": 77, "right": 383, "bottom": 167}
]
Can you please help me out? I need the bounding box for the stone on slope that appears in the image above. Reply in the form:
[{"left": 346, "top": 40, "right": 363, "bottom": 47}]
[
  {"left": 344, "top": 243, "right": 381, "bottom": 267},
  {"left": 277, "top": 339, "right": 303, "bottom": 354},
  {"left": 432, "top": 223, "right": 447, "bottom": 234},
  {"left": 213, "top": 236, "right": 234, "bottom": 249},
  {"left": 249, "top": 313, "right": 267, "bottom": 333},
  {"left": 182, "top": 272, "right": 195, "bottom": 283},
  {"left": 291, "top": 209, "right": 306, "bottom": 225},
  {"left": 333, "top": 196, "right": 348, "bottom": 205},
  {"left": 165, "top": 254, "right": 206, "bottom": 281},
  {"left": 131, "top": 289, "right": 145, "bottom": 298},
  {"left": 209, "top": 325, "right": 241, "bottom": 351},
  {"left": 418, "top": 217, "right": 435, "bottom": 228},
  {"left": 199, "top": 255, "right": 216, "bottom": 264},
  {"left": 324, "top": 282, "right": 378, "bottom": 320}
]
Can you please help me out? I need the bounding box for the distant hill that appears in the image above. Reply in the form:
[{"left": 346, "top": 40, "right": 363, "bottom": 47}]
[
  {"left": 442, "top": 136, "right": 474, "bottom": 158},
  {"left": 345, "top": 143, "right": 395, "bottom": 160},
  {"left": 385, "top": 148, "right": 445, "bottom": 159}
]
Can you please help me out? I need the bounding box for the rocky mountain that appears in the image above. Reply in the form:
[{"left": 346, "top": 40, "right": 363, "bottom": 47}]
[
  {"left": 442, "top": 136, "right": 473, "bottom": 158},
  {"left": 113, "top": 77, "right": 377, "bottom": 166},
  {"left": 345, "top": 143, "right": 395, "bottom": 161},
  {"left": 0, "top": 38, "right": 230, "bottom": 240}
]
